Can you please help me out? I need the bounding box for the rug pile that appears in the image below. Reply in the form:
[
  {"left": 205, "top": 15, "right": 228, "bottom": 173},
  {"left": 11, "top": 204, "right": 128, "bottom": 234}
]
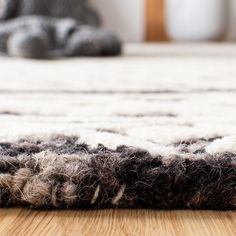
[{"left": 0, "top": 45, "right": 235, "bottom": 209}]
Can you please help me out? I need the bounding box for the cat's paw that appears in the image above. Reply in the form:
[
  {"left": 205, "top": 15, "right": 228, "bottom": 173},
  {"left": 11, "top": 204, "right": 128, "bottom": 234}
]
[
  {"left": 65, "top": 27, "right": 122, "bottom": 57},
  {"left": 7, "top": 28, "right": 49, "bottom": 58},
  {"left": 98, "top": 31, "right": 122, "bottom": 56},
  {"left": 65, "top": 27, "right": 100, "bottom": 56}
]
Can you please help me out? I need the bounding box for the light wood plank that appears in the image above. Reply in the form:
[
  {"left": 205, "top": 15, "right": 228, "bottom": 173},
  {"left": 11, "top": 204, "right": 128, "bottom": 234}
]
[{"left": 0, "top": 209, "right": 235, "bottom": 236}]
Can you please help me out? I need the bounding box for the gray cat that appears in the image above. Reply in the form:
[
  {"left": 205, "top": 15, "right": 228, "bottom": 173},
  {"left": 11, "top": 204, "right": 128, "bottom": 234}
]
[{"left": 0, "top": 0, "right": 122, "bottom": 58}]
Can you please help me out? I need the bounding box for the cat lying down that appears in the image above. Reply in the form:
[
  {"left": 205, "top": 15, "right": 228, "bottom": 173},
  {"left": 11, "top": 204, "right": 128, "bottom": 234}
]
[
  {"left": 0, "top": 16, "right": 122, "bottom": 58},
  {"left": 0, "top": 0, "right": 122, "bottom": 59}
]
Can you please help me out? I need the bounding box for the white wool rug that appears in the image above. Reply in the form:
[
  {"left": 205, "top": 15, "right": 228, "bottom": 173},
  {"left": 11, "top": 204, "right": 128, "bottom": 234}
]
[{"left": 0, "top": 44, "right": 235, "bottom": 209}]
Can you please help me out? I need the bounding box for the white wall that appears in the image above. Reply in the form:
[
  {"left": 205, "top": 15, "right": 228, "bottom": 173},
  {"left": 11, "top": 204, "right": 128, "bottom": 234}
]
[
  {"left": 227, "top": 0, "right": 236, "bottom": 40},
  {"left": 90, "top": 0, "right": 145, "bottom": 42}
]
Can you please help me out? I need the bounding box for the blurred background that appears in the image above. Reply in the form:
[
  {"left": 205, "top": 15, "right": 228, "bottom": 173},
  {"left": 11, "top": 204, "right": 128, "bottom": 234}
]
[
  {"left": 92, "top": 0, "right": 236, "bottom": 42},
  {"left": 0, "top": 0, "right": 236, "bottom": 43}
]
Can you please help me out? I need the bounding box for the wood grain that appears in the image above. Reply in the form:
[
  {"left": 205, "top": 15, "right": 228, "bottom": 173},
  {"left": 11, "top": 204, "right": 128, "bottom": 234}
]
[
  {"left": 146, "top": 0, "right": 168, "bottom": 41},
  {"left": 0, "top": 209, "right": 235, "bottom": 236}
]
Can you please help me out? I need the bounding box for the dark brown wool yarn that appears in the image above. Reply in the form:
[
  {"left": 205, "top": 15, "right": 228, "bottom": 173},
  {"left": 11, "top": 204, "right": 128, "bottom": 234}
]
[{"left": 0, "top": 135, "right": 235, "bottom": 209}]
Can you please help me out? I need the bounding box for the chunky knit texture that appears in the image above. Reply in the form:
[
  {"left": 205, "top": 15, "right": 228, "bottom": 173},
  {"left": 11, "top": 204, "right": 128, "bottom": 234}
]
[
  {"left": 0, "top": 44, "right": 236, "bottom": 209},
  {"left": 0, "top": 135, "right": 235, "bottom": 209}
]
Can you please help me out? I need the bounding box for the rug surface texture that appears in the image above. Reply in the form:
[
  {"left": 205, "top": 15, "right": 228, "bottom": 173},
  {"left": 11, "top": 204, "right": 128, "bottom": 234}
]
[{"left": 0, "top": 44, "right": 235, "bottom": 209}]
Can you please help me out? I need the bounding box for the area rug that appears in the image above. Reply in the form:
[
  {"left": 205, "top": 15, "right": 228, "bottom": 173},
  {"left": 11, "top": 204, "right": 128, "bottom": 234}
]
[{"left": 0, "top": 44, "right": 235, "bottom": 209}]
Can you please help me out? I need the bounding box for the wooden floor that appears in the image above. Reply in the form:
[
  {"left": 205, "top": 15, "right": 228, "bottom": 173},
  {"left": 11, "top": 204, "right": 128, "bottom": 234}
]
[{"left": 0, "top": 209, "right": 234, "bottom": 236}]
